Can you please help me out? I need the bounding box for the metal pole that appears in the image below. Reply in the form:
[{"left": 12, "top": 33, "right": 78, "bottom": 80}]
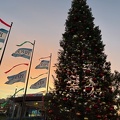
[
  {"left": 19, "top": 40, "right": 35, "bottom": 120},
  {"left": 46, "top": 53, "right": 52, "bottom": 93},
  {"left": 11, "top": 86, "right": 17, "bottom": 118}
]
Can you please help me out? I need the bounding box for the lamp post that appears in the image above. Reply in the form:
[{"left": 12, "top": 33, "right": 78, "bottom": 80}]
[{"left": 11, "top": 86, "right": 17, "bottom": 118}]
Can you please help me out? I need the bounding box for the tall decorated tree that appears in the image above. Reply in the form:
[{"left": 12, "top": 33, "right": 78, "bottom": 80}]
[{"left": 45, "top": 0, "right": 117, "bottom": 119}]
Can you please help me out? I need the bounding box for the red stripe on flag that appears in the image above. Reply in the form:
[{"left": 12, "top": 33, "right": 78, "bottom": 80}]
[{"left": 0, "top": 19, "right": 11, "bottom": 27}]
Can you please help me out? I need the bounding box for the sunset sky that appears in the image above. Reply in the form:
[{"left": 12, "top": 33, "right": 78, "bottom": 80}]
[{"left": 0, "top": 0, "right": 120, "bottom": 98}]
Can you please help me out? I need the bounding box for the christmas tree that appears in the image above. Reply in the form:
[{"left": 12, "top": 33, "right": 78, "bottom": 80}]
[{"left": 45, "top": 0, "right": 117, "bottom": 119}]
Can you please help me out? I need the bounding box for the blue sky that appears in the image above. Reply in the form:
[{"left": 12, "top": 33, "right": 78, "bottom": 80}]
[
  {"left": 0, "top": 0, "right": 120, "bottom": 98},
  {"left": 88, "top": 0, "right": 120, "bottom": 72}
]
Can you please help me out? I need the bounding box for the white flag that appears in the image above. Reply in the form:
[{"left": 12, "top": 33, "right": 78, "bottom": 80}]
[
  {"left": 35, "top": 60, "right": 49, "bottom": 69},
  {"left": 5, "top": 70, "right": 27, "bottom": 84},
  {"left": 12, "top": 48, "right": 32, "bottom": 59},
  {"left": 0, "top": 28, "right": 8, "bottom": 43},
  {"left": 30, "top": 77, "right": 47, "bottom": 89}
]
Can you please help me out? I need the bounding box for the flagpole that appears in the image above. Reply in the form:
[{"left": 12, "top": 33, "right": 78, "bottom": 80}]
[
  {"left": 0, "top": 22, "right": 13, "bottom": 66},
  {"left": 12, "top": 86, "right": 17, "bottom": 118},
  {"left": 20, "top": 40, "right": 35, "bottom": 120},
  {"left": 46, "top": 53, "right": 52, "bottom": 93}
]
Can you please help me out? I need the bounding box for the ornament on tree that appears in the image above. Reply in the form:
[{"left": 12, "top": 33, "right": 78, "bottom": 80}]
[
  {"left": 73, "top": 35, "right": 78, "bottom": 38},
  {"left": 76, "top": 112, "right": 81, "bottom": 116},
  {"left": 84, "top": 117, "right": 89, "bottom": 120},
  {"left": 85, "top": 69, "right": 91, "bottom": 75},
  {"left": 86, "top": 107, "right": 91, "bottom": 112},
  {"left": 63, "top": 97, "right": 67, "bottom": 101},
  {"left": 92, "top": 77, "right": 97, "bottom": 82},
  {"left": 93, "top": 104, "right": 98, "bottom": 109},
  {"left": 67, "top": 71, "right": 71, "bottom": 75},
  {"left": 99, "top": 73, "right": 104, "bottom": 77},
  {"left": 97, "top": 115, "right": 101, "bottom": 119},
  {"left": 48, "top": 109, "right": 53, "bottom": 114},
  {"left": 109, "top": 107, "right": 114, "bottom": 111},
  {"left": 85, "top": 86, "right": 92, "bottom": 93}
]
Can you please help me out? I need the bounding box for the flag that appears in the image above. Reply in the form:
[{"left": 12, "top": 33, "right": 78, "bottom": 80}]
[
  {"left": 12, "top": 48, "right": 32, "bottom": 59},
  {"left": 5, "top": 70, "right": 27, "bottom": 84},
  {"left": 30, "top": 72, "right": 48, "bottom": 79},
  {"left": 39, "top": 56, "right": 50, "bottom": 60},
  {"left": 16, "top": 41, "right": 34, "bottom": 46},
  {"left": 35, "top": 60, "right": 49, "bottom": 69},
  {"left": 13, "top": 88, "right": 24, "bottom": 96},
  {"left": 0, "top": 28, "right": 8, "bottom": 43},
  {"left": 0, "top": 19, "right": 11, "bottom": 27},
  {"left": 30, "top": 77, "right": 47, "bottom": 89},
  {"left": 1, "top": 101, "right": 8, "bottom": 108},
  {"left": 5, "top": 63, "right": 28, "bottom": 74}
]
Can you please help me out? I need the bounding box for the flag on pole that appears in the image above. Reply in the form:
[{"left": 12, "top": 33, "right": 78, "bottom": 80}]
[
  {"left": 30, "top": 72, "right": 48, "bottom": 79},
  {"left": 5, "top": 70, "right": 27, "bottom": 84},
  {"left": 39, "top": 56, "right": 50, "bottom": 60},
  {"left": 0, "top": 19, "right": 11, "bottom": 27},
  {"left": 35, "top": 60, "right": 49, "bottom": 69},
  {"left": 5, "top": 63, "right": 28, "bottom": 74},
  {"left": 0, "top": 101, "right": 8, "bottom": 108},
  {"left": 16, "top": 41, "right": 34, "bottom": 46},
  {"left": 30, "top": 77, "right": 47, "bottom": 89},
  {"left": 0, "top": 20, "right": 12, "bottom": 66},
  {"left": 0, "top": 28, "right": 8, "bottom": 43},
  {"left": 13, "top": 88, "right": 24, "bottom": 96},
  {"left": 12, "top": 48, "right": 32, "bottom": 59}
]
